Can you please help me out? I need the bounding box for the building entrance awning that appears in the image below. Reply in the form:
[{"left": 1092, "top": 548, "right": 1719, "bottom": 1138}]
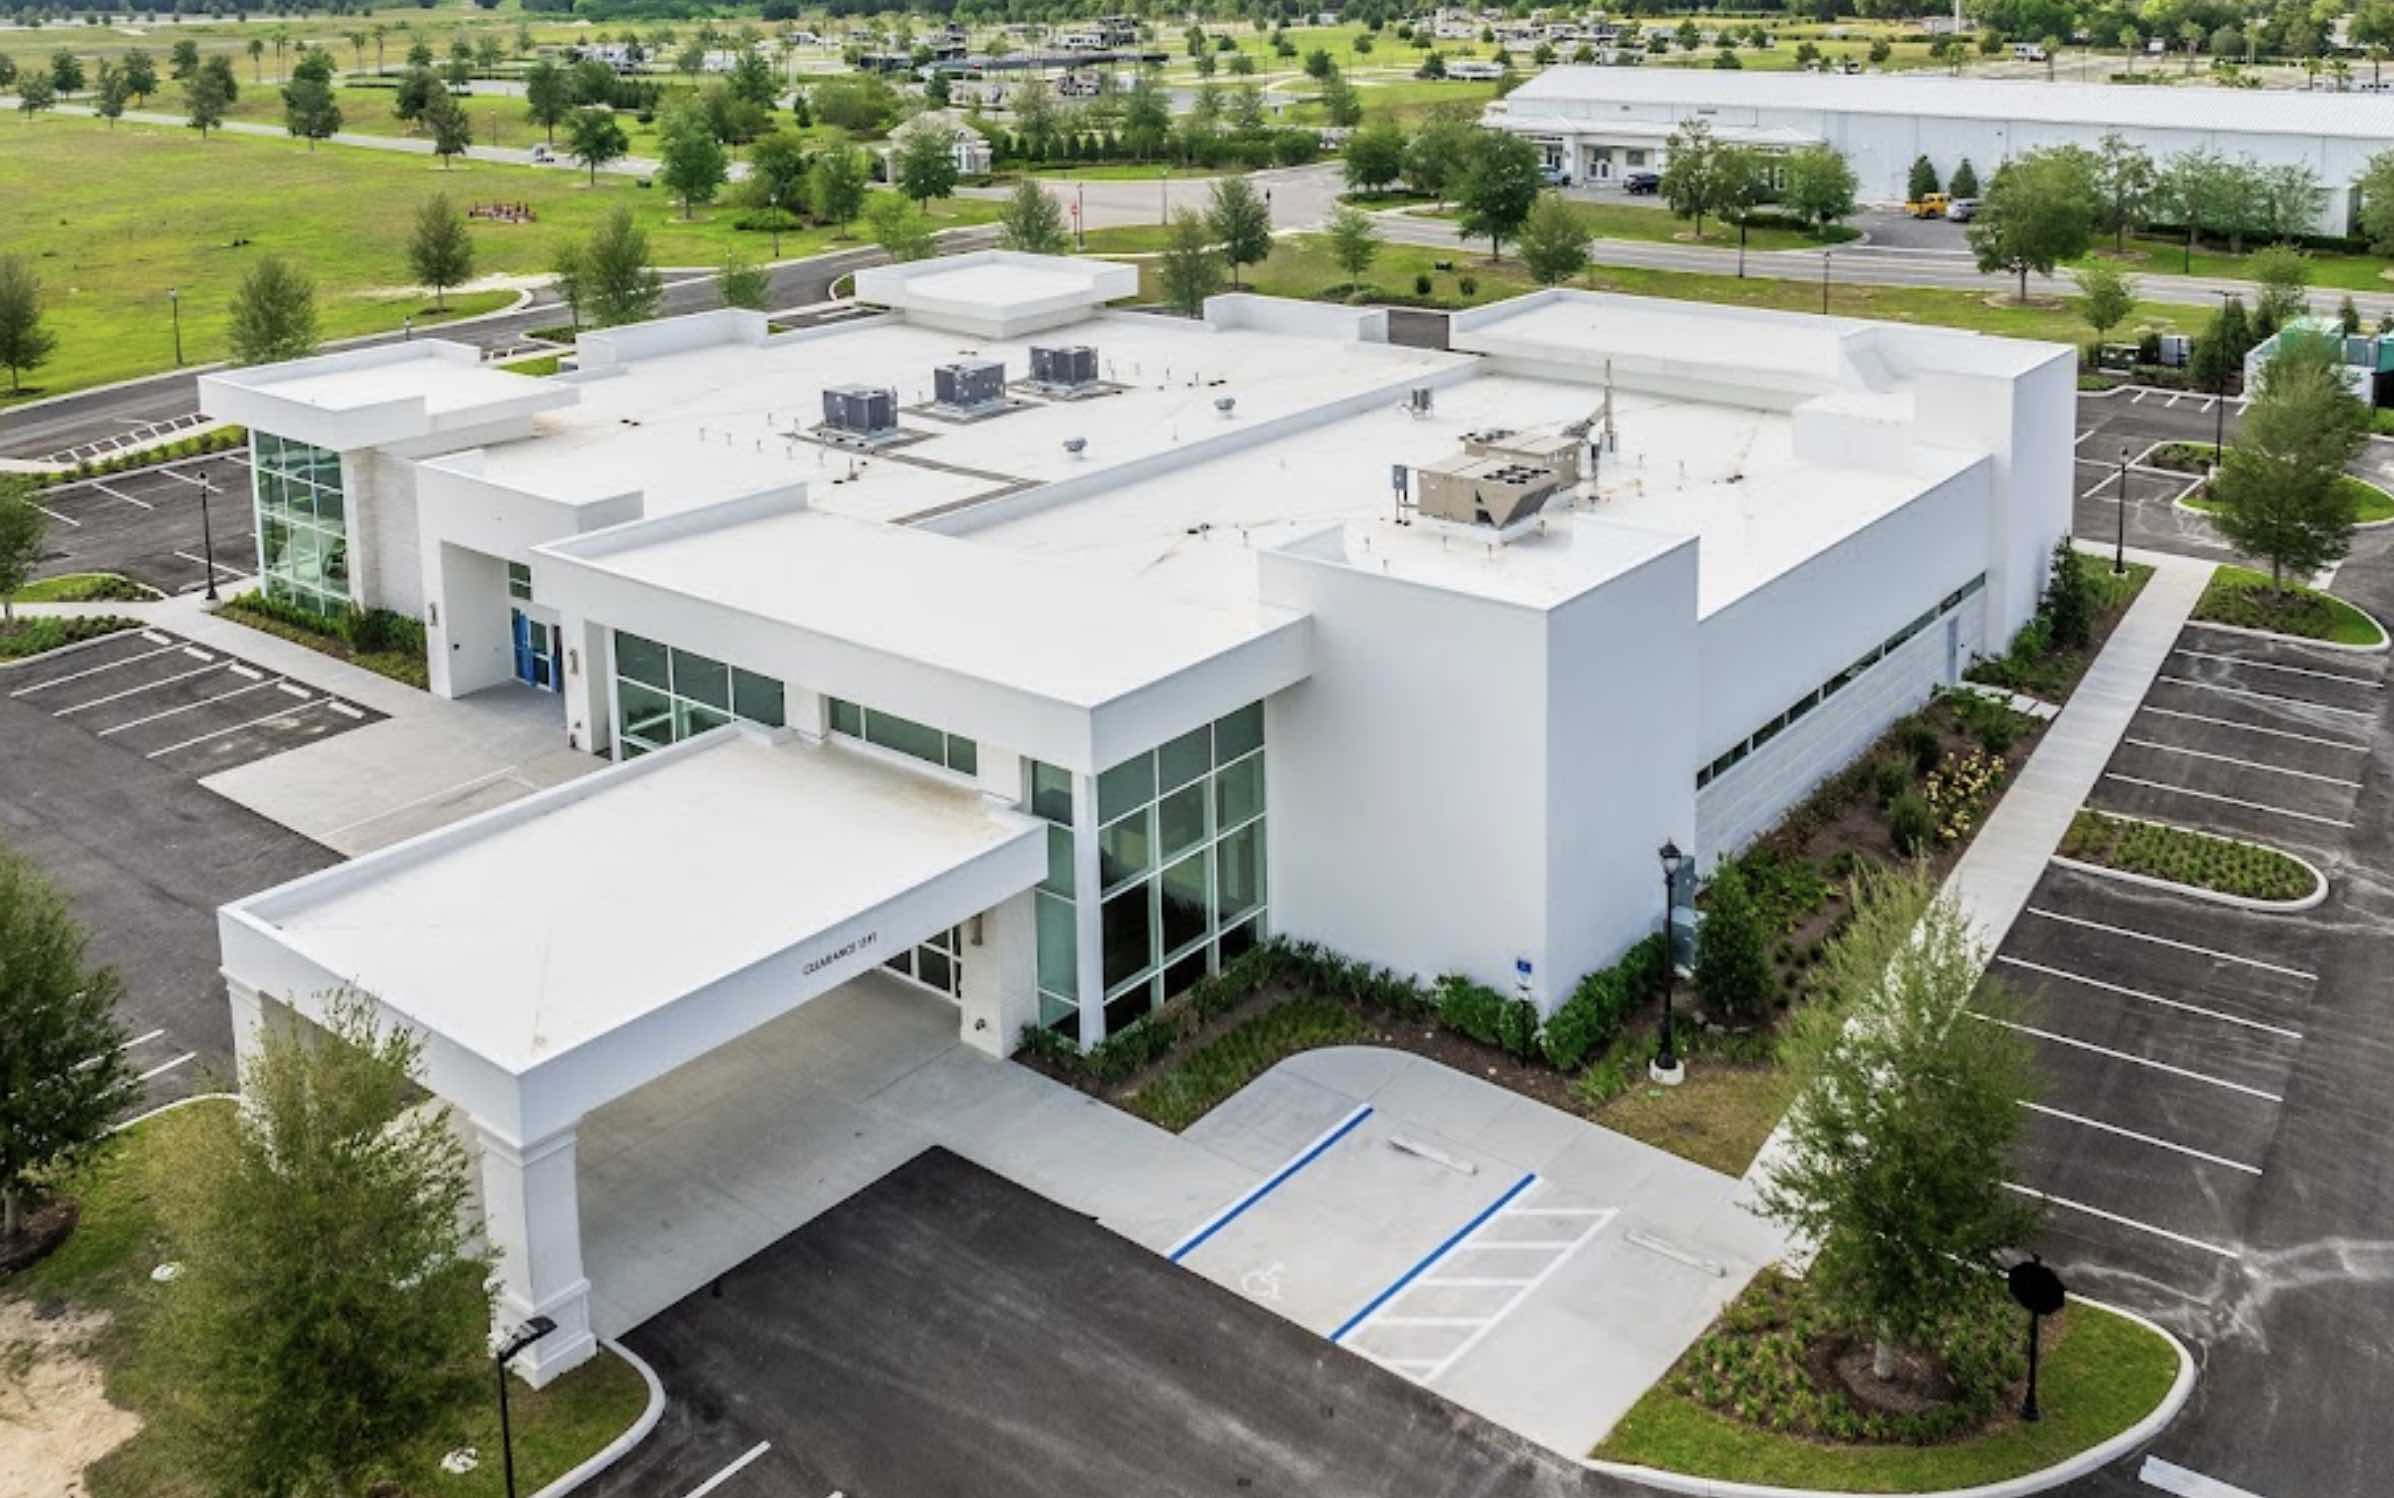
[{"left": 220, "top": 725, "right": 1046, "bottom": 1146}]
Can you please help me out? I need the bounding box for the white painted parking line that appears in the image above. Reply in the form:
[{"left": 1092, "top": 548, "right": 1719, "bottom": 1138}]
[
  {"left": 2103, "top": 772, "right": 2354, "bottom": 828},
  {"left": 1996, "top": 956, "right": 2303, "bottom": 1040},
  {"left": 2129, "top": 389, "right": 2148, "bottom": 403},
  {"left": 145, "top": 697, "right": 331, "bottom": 758},
  {"left": 1970, "top": 1014, "right": 2283, "bottom": 1102},
  {"left": 35, "top": 502, "right": 84, "bottom": 528},
  {"left": 90, "top": 480, "right": 154, "bottom": 510},
  {"left": 154, "top": 467, "right": 209, "bottom": 488},
  {"left": 680, "top": 1441, "right": 771, "bottom": 1498},
  {"left": 2141, "top": 1455, "right": 2270, "bottom": 1498},
  {"left": 2174, "top": 647, "right": 2382, "bottom": 688},
  {"left": 74, "top": 1027, "right": 168, "bottom": 1072},
  {"left": 2155, "top": 675, "right": 2377, "bottom": 718},
  {"left": 2121, "top": 737, "right": 2363, "bottom": 789},
  {"left": 2020, "top": 1102, "right": 2263, "bottom": 1176},
  {"left": 274, "top": 680, "right": 310, "bottom": 697},
  {"left": 2137, "top": 705, "right": 2368, "bottom": 753},
  {"left": 2006, "top": 1183, "right": 2241, "bottom": 1260},
  {"left": 8, "top": 640, "right": 186, "bottom": 695},
  {"left": 328, "top": 700, "right": 365, "bottom": 719},
  {"left": 2021, "top": 907, "right": 2315, "bottom": 982},
  {"left": 136, "top": 1053, "right": 197, "bottom": 1083},
  {"left": 54, "top": 659, "right": 228, "bottom": 716},
  {"left": 97, "top": 676, "right": 284, "bottom": 736},
  {"left": 174, "top": 549, "right": 238, "bottom": 577}
]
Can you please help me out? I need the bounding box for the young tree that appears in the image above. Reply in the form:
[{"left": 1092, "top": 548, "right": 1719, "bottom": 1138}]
[
  {"left": 1343, "top": 119, "right": 1407, "bottom": 196},
  {"left": 1755, "top": 867, "right": 2040, "bottom": 1382},
  {"left": 566, "top": 105, "right": 629, "bottom": 184},
  {"left": 524, "top": 58, "right": 569, "bottom": 143},
  {"left": 121, "top": 46, "right": 157, "bottom": 104},
  {"left": 1317, "top": 68, "right": 1362, "bottom": 129},
  {"left": 893, "top": 119, "right": 961, "bottom": 204},
  {"left": 90, "top": 61, "right": 128, "bottom": 127},
  {"left": 182, "top": 64, "right": 229, "bottom": 136},
  {"left": 423, "top": 88, "right": 472, "bottom": 168},
  {"left": 2090, "top": 131, "right": 2157, "bottom": 252},
  {"left": 807, "top": 145, "right": 869, "bottom": 232},
  {"left": 1692, "top": 859, "right": 1772, "bottom": 1020},
  {"left": 997, "top": 177, "right": 1070, "bottom": 254},
  {"left": 2247, "top": 242, "right": 2312, "bottom": 327},
  {"left": 1206, "top": 174, "right": 1273, "bottom": 289},
  {"left": 154, "top": 994, "right": 493, "bottom": 1498},
  {"left": 281, "top": 69, "right": 342, "bottom": 148},
  {"left": 200, "top": 51, "right": 238, "bottom": 106},
  {"left": 2071, "top": 261, "right": 2138, "bottom": 347},
  {"left": 2043, "top": 532, "right": 2095, "bottom": 647},
  {"left": 1402, "top": 108, "right": 1476, "bottom": 205},
  {"left": 1515, "top": 192, "right": 1590, "bottom": 286},
  {"left": 228, "top": 254, "right": 319, "bottom": 365},
  {"left": 1781, "top": 142, "right": 1858, "bottom": 234},
  {"left": 2158, "top": 146, "right": 2232, "bottom": 270},
  {"left": 0, "top": 255, "right": 53, "bottom": 398},
  {"left": 1324, "top": 202, "right": 1381, "bottom": 290},
  {"left": 408, "top": 193, "right": 474, "bottom": 311},
  {"left": 1969, "top": 149, "right": 2095, "bottom": 303},
  {"left": 169, "top": 38, "right": 200, "bottom": 80},
  {"left": 1158, "top": 206, "right": 1223, "bottom": 317},
  {"left": 657, "top": 102, "right": 729, "bottom": 217},
  {"left": 0, "top": 840, "right": 139, "bottom": 1242},
  {"left": 50, "top": 48, "right": 85, "bottom": 94},
  {"left": 578, "top": 205, "right": 665, "bottom": 325},
  {"left": 15, "top": 74, "right": 55, "bottom": 118},
  {"left": 1455, "top": 128, "right": 1542, "bottom": 261},
  {"left": 863, "top": 194, "right": 937, "bottom": 262},
  {"left": 2209, "top": 335, "right": 2371, "bottom": 587},
  {"left": 1660, "top": 116, "right": 1726, "bottom": 236},
  {"left": 1948, "top": 157, "right": 1980, "bottom": 198},
  {"left": 716, "top": 248, "right": 771, "bottom": 310},
  {"left": 392, "top": 64, "right": 440, "bottom": 127},
  {"left": 1906, "top": 153, "right": 1940, "bottom": 201}
]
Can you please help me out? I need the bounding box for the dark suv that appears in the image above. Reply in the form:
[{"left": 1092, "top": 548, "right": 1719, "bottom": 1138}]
[{"left": 1623, "top": 171, "right": 1662, "bottom": 195}]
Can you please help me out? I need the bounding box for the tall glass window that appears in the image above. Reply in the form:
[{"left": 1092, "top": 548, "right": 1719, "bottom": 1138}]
[
  {"left": 883, "top": 924, "right": 964, "bottom": 1001},
  {"left": 251, "top": 431, "right": 351, "bottom": 619},
  {"left": 611, "top": 630, "right": 784, "bottom": 758},
  {"left": 1091, "top": 702, "right": 1266, "bottom": 1036},
  {"left": 1028, "top": 758, "right": 1080, "bottom": 1037}
]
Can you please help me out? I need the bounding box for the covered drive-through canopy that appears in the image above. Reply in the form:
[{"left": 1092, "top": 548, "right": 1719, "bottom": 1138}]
[{"left": 218, "top": 723, "right": 1047, "bottom": 1383}]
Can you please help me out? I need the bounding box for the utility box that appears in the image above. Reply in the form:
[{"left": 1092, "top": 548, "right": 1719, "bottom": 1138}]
[
  {"left": 1029, "top": 344, "right": 1099, "bottom": 389},
  {"left": 822, "top": 385, "right": 898, "bottom": 436},
  {"left": 933, "top": 359, "right": 1007, "bottom": 411}
]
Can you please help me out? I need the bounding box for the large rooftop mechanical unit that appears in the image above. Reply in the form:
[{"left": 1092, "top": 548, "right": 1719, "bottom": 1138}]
[
  {"left": 822, "top": 384, "right": 899, "bottom": 437},
  {"left": 1412, "top": 452, "right": 1568, "bottom": 532},
  {"left": 933, "top": 358, "right": 1008, "bottom": 412},
  {"left": 1461, "top": 429, "right": 1583, "bottom": 488},
  {"left": 1028, "top": 344, "right": 1100, "bottom": 390}
]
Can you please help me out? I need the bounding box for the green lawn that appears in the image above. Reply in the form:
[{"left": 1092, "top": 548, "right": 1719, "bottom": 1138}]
[
  {"left": 1416, "top": 199, "right": 1853, "bottom": 255},
  {"left": 2071, "top": 233, "right": 2393, "bottom": 292},
  {"left": 1595, "top": 1289, "right": 2180, "bottom": 1491},
  {"left": 2192, "top": 564, "right": 2387, "bottom": 645},
  {"left": 0, "top": 112, "right": 995, "bottom": 404},
  {"left": 1030, "top": 161, "right": 1222, "bottom": 183},
  {"left": 0, "top": 614, "right": 141, "bottom": 658},
  {"left": 11, "top": 1099, "right": 651, "bottom": 1498},
  {"left": 7, "top": 572, "right": 155, "bottom": 603},
  {"left": 1178, "top": 235, "right": 2199, "bottom": 344},
  {"left": 2182, "top": 473, "right": 2394, "bottom": 524}
]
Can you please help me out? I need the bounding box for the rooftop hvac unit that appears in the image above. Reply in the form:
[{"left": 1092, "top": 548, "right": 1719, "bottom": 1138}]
[
  {"left": 933, "top": 358, "right": 1007, "bottom": 412},
  {"left": 1408, "top": 386, "right": 1435, "bottom": 417},
  {"left": 1029, "top": 344, "right": 1099, "bottom": 389},
  {"left": 1464, "top": 428, "right": 1583, "bottom": 486},
  {"left": 1413, "top": 455, "right": 1564, "bottom": 531},
  {"left": 822, "top": 384, "right": 898, "bottom": 436}
]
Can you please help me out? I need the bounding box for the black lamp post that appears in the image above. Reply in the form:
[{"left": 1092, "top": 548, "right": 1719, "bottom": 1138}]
[
  {"left": 169, "top": 287, "right": 183, "bottom": 367},
  {"left": 2212, "top": 290, "right": 2233, "bottom": 468},
  {"left": 2113, "top": 443, "right": 2130, "bottom": 576},
  {"left": 1819, "top": 248, "right": 1831, "bottom": 315},
  {"left": 198, "top": 475, "right": 219, "bottom": 602},
  {"left": 2008, "top": 1256, "right": 2066, "bottom": 1422},
  {"left": 492, "top": 1315, "right": 558, "bottom": 1498},
  {"left": 1650, "top": 839, "right": 1685, "bottom": 1086}
]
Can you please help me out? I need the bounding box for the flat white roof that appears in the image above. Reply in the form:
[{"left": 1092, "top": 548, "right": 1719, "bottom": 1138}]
[
  {"left": 1501, "top": 67, "right": 2394, "bottom": 140},
  {"left": 251, "top": 356, "right": 544, "bottom": 419},
  {"left": 248, "top": 728, "right": 1042, "bottom": 1074}
]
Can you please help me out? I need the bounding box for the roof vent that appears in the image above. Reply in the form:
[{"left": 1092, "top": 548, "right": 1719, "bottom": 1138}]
[
  {"left": 1063, "top": 436, "right": 1087, "bottom": 458},
  {"left": 1215, "top": 395, "right": 1237, "bottom": 417}
]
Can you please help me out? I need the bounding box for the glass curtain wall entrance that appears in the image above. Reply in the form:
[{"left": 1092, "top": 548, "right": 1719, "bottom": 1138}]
[{"left": 251, "top": 432, "right": 350, "bottom": 618}]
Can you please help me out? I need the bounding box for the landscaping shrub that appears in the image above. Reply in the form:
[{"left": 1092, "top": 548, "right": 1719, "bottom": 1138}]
[
  {"left": 0, "top": 614, "right": 141, "bottom": 660},
  {"left": 1947, "top": 691, "right": 2024, "bottom": 755},
  {"left": 1014, "top": 1021, "right": 1086, "bottom": 1073},
  {"left": 1496, "top": 996, "right": 1540, "bottom": 1061},
  {"left": 1539, "top": 934, "right": 1665, "bottom": 1071},
  {"left": 1693, "top": 862, "right": 1773, "bottom": 1019},
  {"left": 1902, "top": 719, "right": 1943, "bottom": 776},
  {"left": 1129, "top": 996, "right": 1371, "bottom": 1131},
  {"left": 1888, "top": 790, "right": 1935, "bottom": 855},
  {"left": 1086, "top": 1009, "right": 1186, "bottom": 1083},
  {"left": 1413, "top": 272, "right": 1433, "bottom": 295},
  {"left": 1457, "top": 274, "right": 1478, "bottom": 295},
  {"left": 1434, "top": 973, "right": 1507, "bottom": 1048},
  {"left": 2058, "top": 808, "right": 2313, "bottom": 900},
  {"left": 1918, "top": 748, "right": 2006, "bottom": 846},
  {"left": 1870, "top": 756, "right": 1911, "bottom": 806}
]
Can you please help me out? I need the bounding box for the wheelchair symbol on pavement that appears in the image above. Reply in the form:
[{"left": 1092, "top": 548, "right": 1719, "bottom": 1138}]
[{"left": 1241, "top": 1262, "right": 1286, "bottom": 1304}]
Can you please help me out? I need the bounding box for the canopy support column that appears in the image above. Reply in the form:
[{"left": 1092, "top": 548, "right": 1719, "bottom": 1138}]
[{"left": 477, "top": 1122, "right": 597, "bottom": 1387}]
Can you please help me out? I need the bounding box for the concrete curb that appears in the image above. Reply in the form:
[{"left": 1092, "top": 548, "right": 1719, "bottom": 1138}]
[
  {"left": 2180, "top": 611, "right": 2392, "bottom": 653},
  {"left": 528, "top": 1339, "right": 667, "bottom": 1498},
  {"left": 108, "top": 1092, "right": 237, "bottom": 1134},
  {"left": 1582, "top": 1295, "right": 2197, "bottom": 1498},
  {"left": 2050, "top": 847, "right": 2327, "bottom": 913}
]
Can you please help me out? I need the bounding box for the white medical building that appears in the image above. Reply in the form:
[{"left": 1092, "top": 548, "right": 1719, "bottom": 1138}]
[
  {"left": 202, "top": 256, "right": 2069, "bottom": 1381},
  {"left": 1485, "top": 68, "right": 2394, "bottom": 233}
]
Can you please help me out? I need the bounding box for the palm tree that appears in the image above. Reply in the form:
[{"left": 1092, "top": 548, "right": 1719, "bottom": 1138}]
[
  {"left": 372, "top": 22, "right": 387, "bottom": 74},
  {"left": 347, "top": 31, "right": 366, "bottom": 73},
  {"left": 247, "top": 35, "right": 264, "bottom": 83},
  {"left": 271, "top": 26, "right": 291, "bottom": 80}
]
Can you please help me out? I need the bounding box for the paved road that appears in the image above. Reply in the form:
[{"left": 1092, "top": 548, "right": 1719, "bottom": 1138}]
[
  {"left": 48, "top": 99, "right": 665, "bottom": 176},
  {"left": 0, "top": 231, "right": 995, "bottom": 462}
]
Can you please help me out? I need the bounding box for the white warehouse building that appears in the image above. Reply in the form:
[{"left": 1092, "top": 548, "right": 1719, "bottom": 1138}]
[
  {"left": 1484, "top": 68, "right": 2394, "bottom": 234},
  {"left": 203, "top": 256, "right": 2070, "bottom": 1383}
]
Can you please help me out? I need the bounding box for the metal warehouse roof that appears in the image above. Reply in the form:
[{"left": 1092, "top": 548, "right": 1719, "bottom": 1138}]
[{"left": 1500, "top": 67, "right": 2394, "bottom": 140}]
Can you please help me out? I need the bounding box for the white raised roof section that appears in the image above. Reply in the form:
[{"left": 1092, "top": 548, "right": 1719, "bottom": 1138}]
[
  {"left": 198, "top": 339, "right": 578, "bottom": 453},
  {"left": 851, "top": 250, "right": 1140, "bottom": 338}
]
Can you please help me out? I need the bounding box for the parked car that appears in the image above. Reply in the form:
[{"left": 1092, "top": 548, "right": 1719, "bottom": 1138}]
[
  {"left": 1539, "top": 165, "right": 1574, "bottom": 188},
  {"left": 1624, "top": 170, "right": 1662, "bottom": 194},
  {"left": 529, "top": 144, "right": 556, "bottom": 164},
  {"left": 1944, "top": 197, "right": 1980, "bottom": 222}
]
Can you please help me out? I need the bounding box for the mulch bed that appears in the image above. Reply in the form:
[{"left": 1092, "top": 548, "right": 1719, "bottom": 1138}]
[{"left": 0, "top": 1198, "right": 81, "bottom": 1277}]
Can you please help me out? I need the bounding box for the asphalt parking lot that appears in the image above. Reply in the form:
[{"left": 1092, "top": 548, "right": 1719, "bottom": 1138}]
[
  {"left": 25, "top": 451, "right": 253, "bottom": 596},
  {"left": 4, "top": 626, "right": 381, "bottom": 780},
  {"left": 595, "top": 1148, "right": 1635, "bottom": 1498},
  {"left": 2072, "top": 388, "right": 2251, "bottom": 562},
  {"left": 1987, "top": 618, "right": 2382, "bottom": 1302}
]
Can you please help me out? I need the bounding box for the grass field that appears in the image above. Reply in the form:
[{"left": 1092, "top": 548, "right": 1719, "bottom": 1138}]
[
  {"left": 0, "top": 112, "right": 994, "bottom": 404},
  {"left": 1417, "top": 199, "right": 1854, "bottom": 255},
  {"left": 2071, "top": 234, "right": 2393, "bottom": 294},
  {"left": 2182, "top": 473, "right": 2394, "bottom": 524},
  {"left": 2192, "top": 564, "right": 2388, "bottom": 645}
]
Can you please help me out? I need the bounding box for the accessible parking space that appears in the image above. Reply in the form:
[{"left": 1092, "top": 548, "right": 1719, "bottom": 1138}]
[
  {"left": 596, "top": 1148, "right": 1628, "bottom": 1498},
  {"left": 3, "top": 627, "right": 381, "bottom": 780},
  {"left": 1982, "top": 617, "right": 2382, "bottom": 1309},
  {"left": 26, "top": 452, "right": 253, "bottom": 596}
]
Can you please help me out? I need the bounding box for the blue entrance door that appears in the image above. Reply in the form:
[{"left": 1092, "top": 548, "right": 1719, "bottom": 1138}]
[{"left": 511, "top": 609, "right": 558, "bottom": 691}]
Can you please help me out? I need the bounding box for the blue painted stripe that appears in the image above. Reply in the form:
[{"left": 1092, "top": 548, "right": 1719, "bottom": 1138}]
[
  {"left": 1330, "top": 1171, "right": 1538, "bottom": 1344},
  {"left": 1169, "top": 1104, "right": 1374, "bottom": 1264}
]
